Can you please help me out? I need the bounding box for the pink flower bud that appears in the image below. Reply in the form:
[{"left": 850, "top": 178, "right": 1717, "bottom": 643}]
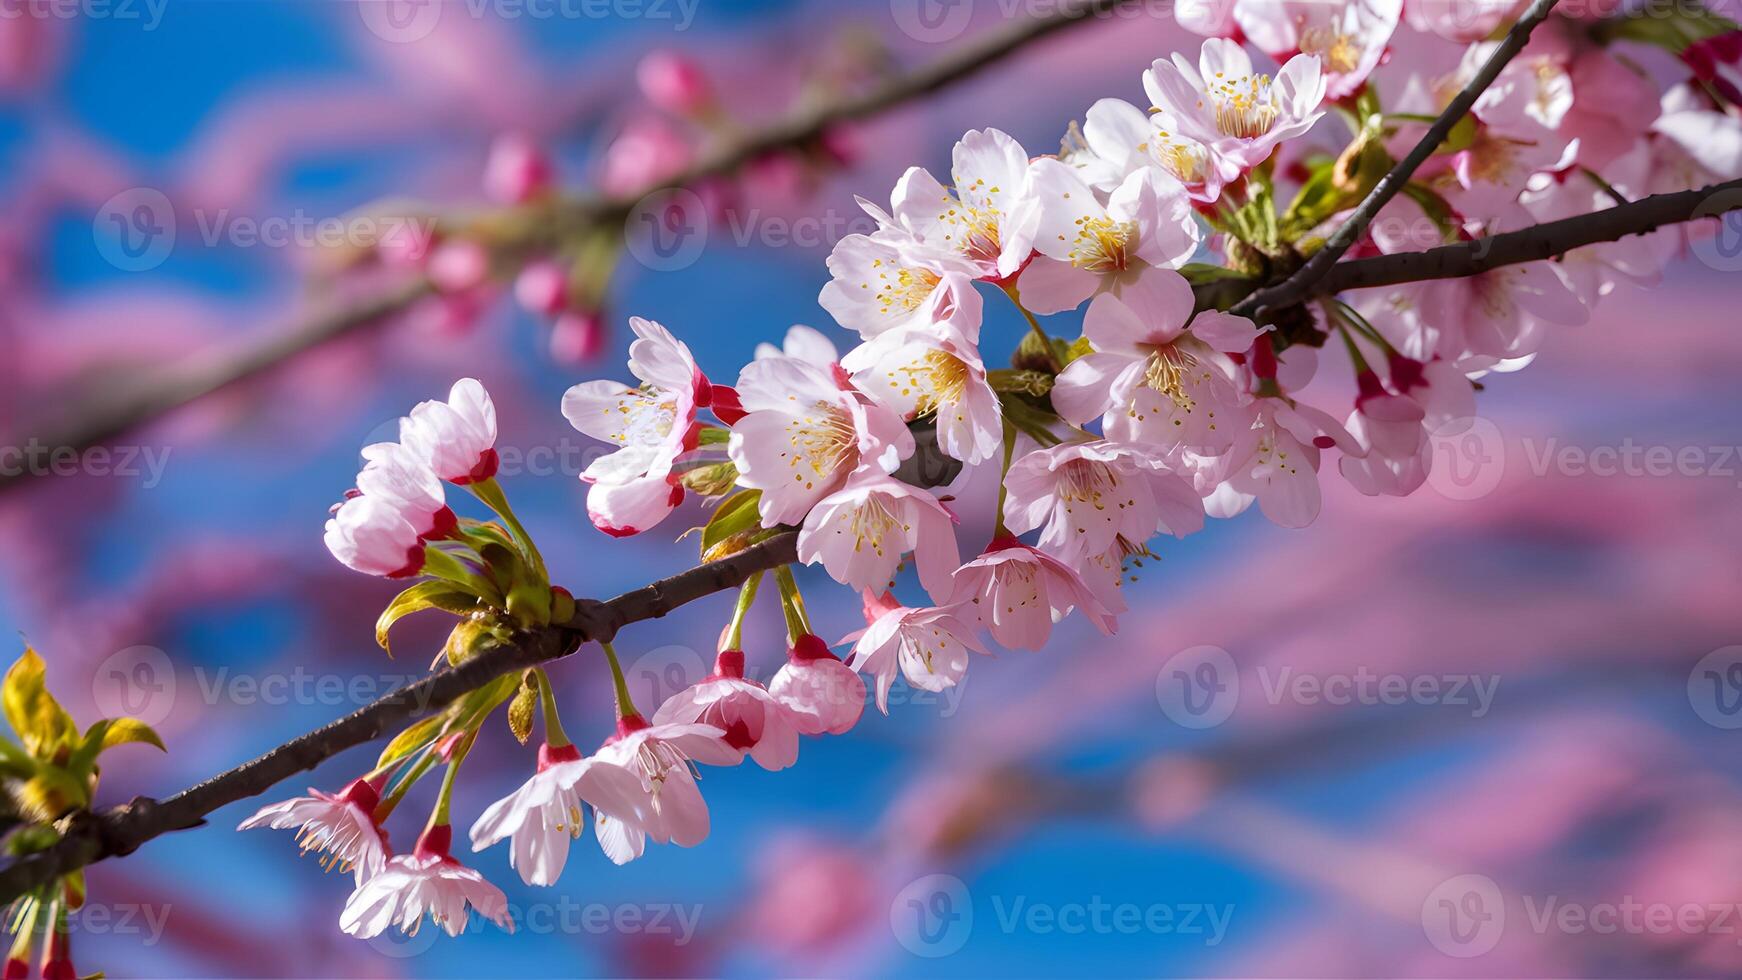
[
  {"left": 636, "top": 50, "right": 714, "bottom": 117},
  {"left": 600, "top": 117, "right": 694, "bottom": 198},
  {"left": 357, "top": 442, "right": 455, "bottom": 540},
  {"left": 427, "top": 240, "right": 489, "bottom": 293},
  {"left": 769, "top": 635, "right": 865, "bottom": 736},
  {"left": 549, "top": 311, "right": 605, "bottom": 364},
  {"left": 514, "top": 259, "right": 568, "bottom": 316},
  {"left": 399, "top": 378, "right": 500, "bottom": 484},
  {"left": 483, "top": 132, "right": 553, "bottom": 205},
  {"left": 323, "top": 495, "right": 425, "bottom": 578}
]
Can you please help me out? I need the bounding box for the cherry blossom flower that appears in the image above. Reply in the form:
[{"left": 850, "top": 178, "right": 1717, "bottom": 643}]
[
  {"left": 563, "top": 317, "right": 708, "bottom": 486},
  {"left": 796, "top": 470, "right": 961, "bottom": 603},
  {"left": 819, "top": 232, "right": 983, "bottom": 340},
  {"left": 1019, "top": 162, "right": 1202, "bottom": 315},
  {"left": 1001, "top": 440, "right": 1205, "bottom": 557},
  {"left": 845, "top": 592, "right": 985, "bottom": 713},
  {"left": 652, "top": 650, "right": 801, "bottom": 771},
  {"left": 239, "top": 778, "right": 389, "bottom": 885},
  {"left": 340, "top": 825, "right": 512, "bottom": 939},
  {"left": 1143, "top": 39, "right": 1327, "bottom": 178},
  {"left": 840, "top": 320, "right": 1002, "bottom": 465},
  {"left": 323, "top": 495, "right": 425, "bottom": 578},
  {"left": 1236, "top": 0, "right": 1401, "bottom": 101},
  {"left": 950, "top": 537, "right": 1117, "bottom": 651},
  {"left": 887, "top": 128, "right": 1041, "bottom": 280},
  {"left": 768, "top": 634, "right": 866, "bottom": 736},
  {"left": 1073, "top": 99, "right": 1225, "bottom": 204},
  {"left": 357, "top": 442, "right": 456, "bottom": 541},
  {"left": 1051, "top": 268, "right": 1260, "bottom": 453},
  {"left": 590, "top": 716, "right": 736, "bottom": 866},
  {"left": 468, "top": 743, "right": 649, "bottom": 886},
  {"left": 1200, "top": 399, "right": 1355, "bottom": 528},
  {"left": 400, "top": 378, "right": 500, "bottom": 485},
  {"left": 587, "top": 474, "right": 686, "bottom": 539},
  {"left": 726, "top": 353, "right": 913, "bottom": 526},
  {"left": 550, "top": 311, "right": 607, "bottom": 364}
]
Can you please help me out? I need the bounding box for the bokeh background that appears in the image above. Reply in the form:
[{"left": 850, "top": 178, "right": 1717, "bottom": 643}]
[{"left": 2, "top": 0, "right": 1741, "bottom": 976}]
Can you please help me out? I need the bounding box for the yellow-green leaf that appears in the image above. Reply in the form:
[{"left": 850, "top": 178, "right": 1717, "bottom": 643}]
[
  {"left": 3, "top": 649, "right": 76, "bottom": 757},
  {"left": 97, "top": 717, "right": 165, "bottom": 754},
  {"left": 376, "top": 582, "right": 477, "bottom": 656},
  {"left": 377, "top": 714, "right": 445, "bottom": 769},
  {"left": 700, "top": 489, "right": 763, "bottom": 558}
]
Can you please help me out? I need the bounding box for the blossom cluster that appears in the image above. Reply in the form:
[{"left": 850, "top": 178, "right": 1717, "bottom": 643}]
[{"left": 246, "top": 0, "right": 1742, "bottom": 941}]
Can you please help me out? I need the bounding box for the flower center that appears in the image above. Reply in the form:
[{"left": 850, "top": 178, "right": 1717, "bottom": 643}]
[
  {"left": 1300, "top": 25, "right": 1363, "bottom": 74},
  {"left": 785, "top": 403, "right": 858, "bottom": 489},
  {"left": 844, "top": 492, "right": 905, "bottom": 556},
  {"left": 1069, "top": 215, "right": 1137, "bottom": 273},
  {"left": 873, "top": 263, "right": 941, "bottom": 320},
  {"left": 1147, "top": 127, "right": 1211, "bottom": 186},
  {"left": 894, "top": 349, "right": 971, "bottom": 418},
  {"left": 1058, "top": 458, "right": 1117, "bottom": 511},
  {"left": 1143, "top": 346, "right": 1200, "bottom": 412},
  {"left": 1205, "top": 72, "right": 1280, "bottom": 140},
  {"left": 609, "top": 387, "right": 678, "bottom": 446}
]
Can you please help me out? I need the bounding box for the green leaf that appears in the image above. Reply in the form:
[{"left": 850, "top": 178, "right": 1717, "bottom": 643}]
[
  {"left": 377, "top": 714, "right": 445, "bottom": 770},
  {"left": 695, "top": 426, "right": 732, "bottom": 446},
  {"left": 377, "top": 582, "right": 477, "bottom": 656},
  {"left": 987, "top": 369, "right": 1055, "bottom": 396},
  {"left": 700, "top": 489, "right": 763, "bottom": 559},
  {"left": 98, "top": 717, "right": 166, "bottom": 753},
  {"left": 2, "top": 649, "right": 76, "bottom": 758}
]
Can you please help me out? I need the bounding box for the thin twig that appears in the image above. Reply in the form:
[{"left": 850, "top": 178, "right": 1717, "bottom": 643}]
[
  {"left": 1231, "top": 0, "right": 1561, "bottom": 319},
  {"left": 0, "top": 0, "right": 1142, "bottom": 496},
  {"left": 0, "top": 531, "right": 798, "bottom": 904}
]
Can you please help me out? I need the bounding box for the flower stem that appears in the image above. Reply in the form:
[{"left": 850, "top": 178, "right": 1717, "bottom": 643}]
[
  {"left": 599, "top": 641, "right": 640, "bottom": 720},
  {"left": 725, "top": 572, "right": 762, "bottom": 652},
  {"left": 430, "top": 727, "right": 478, "bottom": 828},
  {"left": 993, "top": 419, "right": 1018, "bottom": 538},
  {"left": 533, "top": 667, "right": 571, "bottom": 748},
  {"left": 772, "top": 565, "right": 810, "bottom": 642}
]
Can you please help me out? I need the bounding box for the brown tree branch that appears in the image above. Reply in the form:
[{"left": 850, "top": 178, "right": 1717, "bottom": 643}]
[
  {"left": 1231, "top": 0, "right": 1561, "bottom": 319},
  {"left": 1310, "top": 178, "right": 1742, "bottom": 295},
  {"left": 0, "top": 0, "right": 1143, "bottom": 496},
  {"left": 0, "top": 531, "right": 798, "bottom": 904}
]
